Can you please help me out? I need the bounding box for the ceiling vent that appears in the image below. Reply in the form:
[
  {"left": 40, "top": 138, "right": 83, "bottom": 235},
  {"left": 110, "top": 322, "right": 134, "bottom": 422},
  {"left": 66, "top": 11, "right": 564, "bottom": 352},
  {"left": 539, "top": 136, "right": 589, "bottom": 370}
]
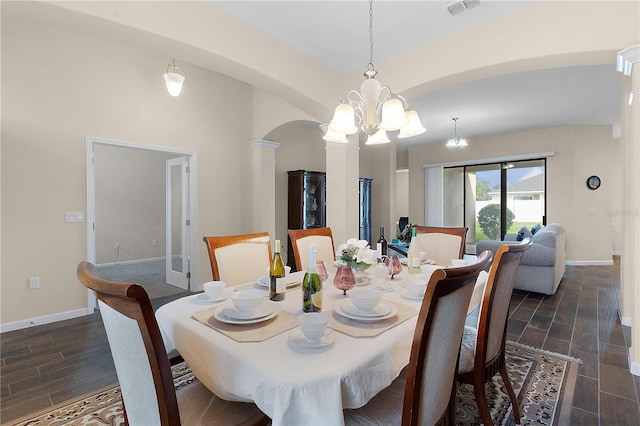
[{"left": 447, "top": 0, "right": 481, "bottom": 16}]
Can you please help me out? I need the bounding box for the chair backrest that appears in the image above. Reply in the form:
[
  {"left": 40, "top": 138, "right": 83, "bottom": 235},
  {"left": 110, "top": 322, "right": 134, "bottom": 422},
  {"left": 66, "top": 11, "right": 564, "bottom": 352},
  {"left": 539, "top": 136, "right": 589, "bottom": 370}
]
[
  {"left": 402, "top": 250, "right": 492, "bottom": 425},
  {"left": 203, "top": 232, "right": 271, "bottom": 286},
  {"left": 287, "top": 227, "right": 335, "bottom": 271},
  {"left": 414, "top": 225, "right": 468, "bottom": 266},
  {"left": 76, "top": 261, "right": 180, "bottom": 426},
  {"left": 476, "top": 238, "right": 532, "bottom": 365}
]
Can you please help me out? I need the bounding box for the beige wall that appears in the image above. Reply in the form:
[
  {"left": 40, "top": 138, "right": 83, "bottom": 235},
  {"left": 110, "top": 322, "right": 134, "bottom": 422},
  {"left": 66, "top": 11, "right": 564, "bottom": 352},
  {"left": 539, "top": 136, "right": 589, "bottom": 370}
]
[
  {"left": 408, "top": 125, "right": 615, "bottom": 263},
  {"left": 0, "top": 15, "right": 257, "bottom": 325},
  {"left": 94, "top": 144, "right": 180, "bottom": 264}
]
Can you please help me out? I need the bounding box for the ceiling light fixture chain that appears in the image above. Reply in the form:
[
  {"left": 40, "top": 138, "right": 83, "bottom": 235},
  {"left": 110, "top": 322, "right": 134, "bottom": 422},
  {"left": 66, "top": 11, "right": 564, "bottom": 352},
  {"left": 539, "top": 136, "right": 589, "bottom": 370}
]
[{"left": 322, "top": 0, "right": 425, "bottom": 144}]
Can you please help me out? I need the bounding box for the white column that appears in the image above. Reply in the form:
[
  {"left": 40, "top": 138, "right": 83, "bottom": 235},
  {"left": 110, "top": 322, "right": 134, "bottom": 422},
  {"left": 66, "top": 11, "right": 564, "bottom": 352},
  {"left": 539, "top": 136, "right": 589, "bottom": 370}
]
[
  {"left": 249, "top": 140, "right": 279, "bottom": 238},
  {"left": 325, "top": 136, "right": 360, "bottom": 246}
]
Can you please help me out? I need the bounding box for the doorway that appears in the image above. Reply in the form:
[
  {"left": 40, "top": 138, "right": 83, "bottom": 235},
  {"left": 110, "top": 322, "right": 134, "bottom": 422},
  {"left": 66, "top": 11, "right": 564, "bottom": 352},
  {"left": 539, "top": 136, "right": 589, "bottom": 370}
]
[{"left": 85, "top": 137, "right": 198, "bottom": 309}]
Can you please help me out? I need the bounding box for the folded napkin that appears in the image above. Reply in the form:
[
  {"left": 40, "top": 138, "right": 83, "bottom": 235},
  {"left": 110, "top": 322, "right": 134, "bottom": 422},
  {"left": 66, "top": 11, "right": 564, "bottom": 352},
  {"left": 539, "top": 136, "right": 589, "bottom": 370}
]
[
  {"left": 192, "top": 306, "right": 299, "bottom": 343},
  {"left": 328, "top": 301, "right": 419, "bottom": 338}
]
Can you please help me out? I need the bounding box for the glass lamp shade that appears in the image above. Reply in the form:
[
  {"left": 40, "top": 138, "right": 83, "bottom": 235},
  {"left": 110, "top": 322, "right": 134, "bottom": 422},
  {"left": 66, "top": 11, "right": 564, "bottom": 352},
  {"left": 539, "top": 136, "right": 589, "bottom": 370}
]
[
  {"left": 163, "top": 71, "right": 186, "bottom": 97},
  {"left": 457, "top": 137, "right": 468, "bottom": 147},
  {"left": 446, "top": 138, "right": 457, "bottom": 148},
  {"left": 323, "top": 127, "right": 349, "bottom": 143},
  {"left": 365, "top": 129, "right": 390, "bottom": 145},
  {"left": 397, "top": 109, "right": 426, "bottom": 138},
  {"left": 379, "top": 98, "right": 409, "bottom": 131},
  {"left": 328, "top": 103, "right": 358, "bottom": 135}
]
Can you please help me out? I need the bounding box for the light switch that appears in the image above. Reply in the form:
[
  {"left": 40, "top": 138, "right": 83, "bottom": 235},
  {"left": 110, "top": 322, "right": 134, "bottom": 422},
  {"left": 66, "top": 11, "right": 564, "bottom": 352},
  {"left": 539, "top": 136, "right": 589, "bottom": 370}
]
[
  {"left": 65, "top": 211, "right": 85, "bottom": 223},
  {"left": 29, "top": 277, "right": 39, "bottom": 289},
  {"left": 587, "top": 207, "right": 596, "bottom": 215}
]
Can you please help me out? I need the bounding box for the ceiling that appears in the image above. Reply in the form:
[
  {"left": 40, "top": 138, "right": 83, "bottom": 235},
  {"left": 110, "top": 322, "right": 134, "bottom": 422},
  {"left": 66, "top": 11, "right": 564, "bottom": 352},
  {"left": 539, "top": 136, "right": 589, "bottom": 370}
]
[{"left": 213, "top": 1, "right": 622, "bottom": 149}]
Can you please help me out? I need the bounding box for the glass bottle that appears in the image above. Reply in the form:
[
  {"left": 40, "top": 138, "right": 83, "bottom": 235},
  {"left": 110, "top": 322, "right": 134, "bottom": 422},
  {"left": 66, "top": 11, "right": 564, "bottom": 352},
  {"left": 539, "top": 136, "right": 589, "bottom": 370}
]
[
  {"left": 269, "top": 239, "right": 286, "bottom": 301},
  {"left": 407, "top": 227, "right": 421, "bottom": 274},
  {"left": 302, "top": 244, "right": 323, "bottom": 312},
  {"left": 377, "top": 226, "right": 388, "bottom": 258}
]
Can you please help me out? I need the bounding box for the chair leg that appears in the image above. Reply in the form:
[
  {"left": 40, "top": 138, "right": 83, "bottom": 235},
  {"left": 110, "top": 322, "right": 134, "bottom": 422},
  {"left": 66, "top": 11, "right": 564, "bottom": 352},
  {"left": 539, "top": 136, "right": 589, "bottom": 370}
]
[
  {"left": 499, "top": 362, "right": 521, "bottom": 424},
  {"left": 472, "top": 378, "right": 493, "bottom": 426}
]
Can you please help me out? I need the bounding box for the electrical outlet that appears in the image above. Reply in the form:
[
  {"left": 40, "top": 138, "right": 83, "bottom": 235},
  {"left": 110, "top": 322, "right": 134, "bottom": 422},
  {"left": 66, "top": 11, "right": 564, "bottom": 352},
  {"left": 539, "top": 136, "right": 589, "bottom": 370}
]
[
  {"left": 152, "top": 239, "right": 157, "bottom": 246},
  {"left": 115, "top": 242, "right": 120, "bottom": 249},
  {"left": 29, "top": 277, "right": 40, "bottom": 289}
]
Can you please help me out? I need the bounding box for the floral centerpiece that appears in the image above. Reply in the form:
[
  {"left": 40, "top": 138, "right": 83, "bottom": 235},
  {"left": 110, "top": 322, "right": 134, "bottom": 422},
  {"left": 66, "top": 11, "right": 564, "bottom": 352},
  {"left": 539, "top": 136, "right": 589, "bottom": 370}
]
[{"left": 336, "top": 238, "right": 377, "bottom": 271}]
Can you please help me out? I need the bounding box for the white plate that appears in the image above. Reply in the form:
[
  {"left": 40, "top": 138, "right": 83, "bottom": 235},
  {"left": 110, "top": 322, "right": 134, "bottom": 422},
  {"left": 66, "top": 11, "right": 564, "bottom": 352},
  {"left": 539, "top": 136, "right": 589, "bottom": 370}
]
[
  {"left": 257, "top": 273, "right": 300, "bottom": 288},
  {"left": 225, "top": 302, "right": 274, "bottom": 320},
  {"left": 340, "top": 300, "right": 392, "bottom": 318},
  {"left": 399, "top": 288, "right": 424, "bottom": 301},
  {"left": 213, "top": 302, "right": 281, "bottom": 325},
  {"left": 400, "top": 258, "right": 434, "bottom": 266},
  {"left": 195, "top": 293, "right": 227, "bottom": 304},
  {"left": 355, "top": 275, "right": 372, "bottom": 286},
  {"left": 289, "top": 328, "right": 336, "bottom": 348},
  {"left": 334, "top": 301, "right": 399, "bottom": 322}
]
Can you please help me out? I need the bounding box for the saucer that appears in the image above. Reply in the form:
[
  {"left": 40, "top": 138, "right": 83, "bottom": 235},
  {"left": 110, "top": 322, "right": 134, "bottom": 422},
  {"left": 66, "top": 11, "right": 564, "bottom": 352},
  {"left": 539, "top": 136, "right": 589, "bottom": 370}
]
[
  {"left": 400, "top": 258, "right": 435, "bottom": 266},
  {"left": 341, "top": 300, "right": 392, "bottom": 318},
  {"left": 195, "top": 293, "right": 227, "bottom": 304},
  {"left": 213, "top": 302, "right": 281, "bottom": 325},
  {"left": 288, "top": 328, "right": 336, "bottom": 348},
  {"left": 355, "top": 275, "right": 372, "bottom": 286},
  {"left": 399, "top": 288, "right": 424, "bottom": 301},
  {"left": 257, "top": 273, "right": 301, "bottom": 288}
]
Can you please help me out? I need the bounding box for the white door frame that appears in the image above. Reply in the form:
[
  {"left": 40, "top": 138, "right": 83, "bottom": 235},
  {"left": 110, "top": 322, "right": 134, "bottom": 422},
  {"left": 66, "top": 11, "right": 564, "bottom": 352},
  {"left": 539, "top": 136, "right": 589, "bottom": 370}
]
[
  {"left": 165, "top": 156, "right": 190, "bottom": 289},
  {"left": 85, "top": 136, "right": 199, "bottom": 313}
]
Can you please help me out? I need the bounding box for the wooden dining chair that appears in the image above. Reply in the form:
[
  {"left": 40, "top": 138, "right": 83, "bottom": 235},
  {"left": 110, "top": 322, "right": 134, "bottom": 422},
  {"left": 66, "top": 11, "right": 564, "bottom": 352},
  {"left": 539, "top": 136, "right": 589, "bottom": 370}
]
[
  {"left": 457, "top": 238, "right": 532, "bottom": 425},
  {"left": 76, "top": 261, "right": 270, "bottom": 426},
  {"left": 414, "top": 225, "right": 468, "bottom": 266},
  {"left": 344, "top": 250, "right": 493, "bottom": 426},
  {"left": 288, "top": 227, "right": 336, "bottom": 271},
  {"left": 203, "top": 232, "right": 271, "bottom": 286}
]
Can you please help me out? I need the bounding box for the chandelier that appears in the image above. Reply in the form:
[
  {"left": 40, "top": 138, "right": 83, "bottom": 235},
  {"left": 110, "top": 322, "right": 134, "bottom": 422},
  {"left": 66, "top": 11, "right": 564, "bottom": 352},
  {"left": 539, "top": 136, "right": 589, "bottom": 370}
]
[
  {"left": 446, "top": 117, "right": 468, "bottom": 148},
  {"left": 323, "top": 0, "right": 426, "bottom": 145}
]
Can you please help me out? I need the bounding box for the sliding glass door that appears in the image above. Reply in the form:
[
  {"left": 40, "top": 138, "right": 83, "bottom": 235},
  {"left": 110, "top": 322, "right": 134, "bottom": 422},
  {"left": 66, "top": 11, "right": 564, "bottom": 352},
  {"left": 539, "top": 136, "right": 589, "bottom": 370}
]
[{"left": 443, "top": 159, "right": 545, "bottom": 251}]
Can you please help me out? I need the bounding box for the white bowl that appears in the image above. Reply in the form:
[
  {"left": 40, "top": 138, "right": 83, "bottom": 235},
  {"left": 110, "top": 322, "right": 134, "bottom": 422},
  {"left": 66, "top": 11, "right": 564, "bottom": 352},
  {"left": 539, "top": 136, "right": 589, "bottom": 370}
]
[
  {"left": 406, "top": 279, "right": 427, "bottom": 298},
  {"left": 349, "top": 288, "right": 382, "bottom": 312},
  {"left": 265, "top": 266, "right": 292, "bottom": 277},
  {"left": 202, "top": 281, "right": 226, "bottom": 299},
  {"left": 451, "top": 259, "right": 468, "bottom": 267},
  {"left": 230, "top": 290, "right": 263, "bottom": 315}
]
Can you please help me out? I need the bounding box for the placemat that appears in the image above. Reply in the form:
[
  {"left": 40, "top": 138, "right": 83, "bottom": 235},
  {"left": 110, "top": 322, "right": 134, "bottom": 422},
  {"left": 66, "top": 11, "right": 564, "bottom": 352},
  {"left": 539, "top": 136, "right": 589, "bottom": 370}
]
[
  {"left": 192, "top": 305, "right": 299, "bottom": 343},
  {"left": 328, "top": 301, "right": 419, "bottom": 338}
]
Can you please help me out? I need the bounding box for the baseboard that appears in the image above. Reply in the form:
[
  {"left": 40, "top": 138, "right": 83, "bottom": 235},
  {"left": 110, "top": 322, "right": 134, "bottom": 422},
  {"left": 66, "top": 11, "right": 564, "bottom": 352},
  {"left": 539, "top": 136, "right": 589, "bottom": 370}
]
[
  {"left": 0, "top": 308, "right": 90, "bottom": 333},
  {"left": 622, "top": 316, "right": 633, "bottom": 327},
  {"left": 95, "top": 256, "right": 164, "bottom": 268},
  {"left": 629, "top": 347, "right": 640, "bottom": 377},
  {"left": 565, "top": 260, "right": 614, "bottom": 266}
]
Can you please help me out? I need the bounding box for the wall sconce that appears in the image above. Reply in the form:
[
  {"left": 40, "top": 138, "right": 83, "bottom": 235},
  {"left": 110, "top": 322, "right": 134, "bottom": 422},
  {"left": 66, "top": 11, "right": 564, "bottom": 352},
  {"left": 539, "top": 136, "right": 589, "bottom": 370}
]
[{"left": 163, "top": 58, "right": 186, "bottom": 97}]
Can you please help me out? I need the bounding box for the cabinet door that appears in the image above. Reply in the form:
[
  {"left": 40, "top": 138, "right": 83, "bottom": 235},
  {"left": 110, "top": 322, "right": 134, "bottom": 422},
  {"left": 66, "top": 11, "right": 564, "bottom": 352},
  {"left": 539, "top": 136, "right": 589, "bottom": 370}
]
[{"left": 303, "top": 173, "right": 325, "bottom": 229}]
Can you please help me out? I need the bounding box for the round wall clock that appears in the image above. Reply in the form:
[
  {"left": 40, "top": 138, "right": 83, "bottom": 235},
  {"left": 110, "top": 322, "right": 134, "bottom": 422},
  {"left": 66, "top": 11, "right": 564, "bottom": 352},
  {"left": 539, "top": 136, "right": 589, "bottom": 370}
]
[{"left": 586, "top": 175, "right": 601, "bottom": 190}]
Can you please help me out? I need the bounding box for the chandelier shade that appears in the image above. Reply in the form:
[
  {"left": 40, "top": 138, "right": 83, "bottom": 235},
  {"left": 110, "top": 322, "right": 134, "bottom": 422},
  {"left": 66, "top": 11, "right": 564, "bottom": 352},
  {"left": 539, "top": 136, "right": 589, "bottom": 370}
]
[
  {"left": 324, "top": 0, "right": 425, "bottom": 145},
  {"left": 323, "top": 126, "right": 349, "bottom": 143},
  {"left": 163, "top": 58, "right": 186, "bottom": 97}
]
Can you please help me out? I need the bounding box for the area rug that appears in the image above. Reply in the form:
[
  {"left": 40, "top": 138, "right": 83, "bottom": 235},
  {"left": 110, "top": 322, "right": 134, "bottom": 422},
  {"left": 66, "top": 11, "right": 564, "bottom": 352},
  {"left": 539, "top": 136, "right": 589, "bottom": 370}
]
[{"left": 5, "top": 342, "right": 578, "bottom": 426}]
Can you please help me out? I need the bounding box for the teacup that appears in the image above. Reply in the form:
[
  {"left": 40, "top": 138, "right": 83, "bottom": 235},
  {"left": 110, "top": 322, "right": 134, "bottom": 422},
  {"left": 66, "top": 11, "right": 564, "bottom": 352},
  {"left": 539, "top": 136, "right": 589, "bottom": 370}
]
[
  {"left": 406, "top": 279, "right": 428, "bottom": 298},
  {"left": 451, "top": 259, "right": 468, "bottom": 267},
  {"left": 230, "top": 290, "right": 263, "bottom": 315},
  {"left": 420, "top": 264, "right": 444, "bottom": 281},
  {"left": 299, "top": 312, "right": 331, "bottom": 342},
  {"left": 202, "top": 281, "right": 226, "bottom": 300}
]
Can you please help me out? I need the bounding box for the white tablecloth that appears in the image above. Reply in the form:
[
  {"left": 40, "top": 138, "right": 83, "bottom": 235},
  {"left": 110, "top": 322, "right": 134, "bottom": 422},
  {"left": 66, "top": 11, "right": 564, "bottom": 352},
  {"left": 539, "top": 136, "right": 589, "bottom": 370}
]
[{"left": 155, "top": 270, "right": 421, "bottom": 426}]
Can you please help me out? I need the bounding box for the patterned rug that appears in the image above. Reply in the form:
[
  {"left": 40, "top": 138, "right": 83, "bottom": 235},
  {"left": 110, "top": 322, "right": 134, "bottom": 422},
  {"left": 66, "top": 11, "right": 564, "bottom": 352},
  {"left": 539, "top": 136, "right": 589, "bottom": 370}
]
[{"left": 5, "top": 342, "right": 578, "bottom": 426}]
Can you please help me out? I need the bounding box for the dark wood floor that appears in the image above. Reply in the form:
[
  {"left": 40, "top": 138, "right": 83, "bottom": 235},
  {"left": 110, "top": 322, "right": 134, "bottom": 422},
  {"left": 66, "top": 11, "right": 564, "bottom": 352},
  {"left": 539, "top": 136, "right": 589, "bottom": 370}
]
[{"left": 2, "top": 261, "right": 639, "bottom": 425}]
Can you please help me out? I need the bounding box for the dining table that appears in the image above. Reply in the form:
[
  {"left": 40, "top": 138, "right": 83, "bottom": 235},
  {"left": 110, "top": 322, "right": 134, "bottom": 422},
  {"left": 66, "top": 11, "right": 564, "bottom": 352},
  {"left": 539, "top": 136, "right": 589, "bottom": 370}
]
[{"left": 155, "top": 264, "right": 484, "bottom": 426}]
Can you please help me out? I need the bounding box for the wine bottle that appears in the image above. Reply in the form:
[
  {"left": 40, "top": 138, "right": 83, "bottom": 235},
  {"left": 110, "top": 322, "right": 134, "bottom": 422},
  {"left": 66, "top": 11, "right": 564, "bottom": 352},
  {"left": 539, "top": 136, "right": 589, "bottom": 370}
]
[
  {"left": 407, "top": 227, "right": 421, "bottom": 274},
  {"left": 377, "top": 226, "right": 388, "bottom": 258},
  {"left": 269, "top": 240, "right": 286, "bottom": 301},
  {"left": 302, "top": 243, "right": 323, "bottom": 312}
]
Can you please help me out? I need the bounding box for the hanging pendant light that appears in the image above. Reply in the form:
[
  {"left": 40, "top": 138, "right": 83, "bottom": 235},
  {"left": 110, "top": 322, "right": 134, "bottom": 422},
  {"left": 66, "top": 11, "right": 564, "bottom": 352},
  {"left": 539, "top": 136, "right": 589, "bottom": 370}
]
[
  {"left": 365, "top": 129, "right": 390, "bottom": 145},
  {"left": 163, "top": 58, "right": 186, "bottom": 97},
  {"left": 446, "top": 117, "right": 468, "bottom": 148},
  {"left": 325, "top": 0, "right": 425, "bottom": 144}
]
